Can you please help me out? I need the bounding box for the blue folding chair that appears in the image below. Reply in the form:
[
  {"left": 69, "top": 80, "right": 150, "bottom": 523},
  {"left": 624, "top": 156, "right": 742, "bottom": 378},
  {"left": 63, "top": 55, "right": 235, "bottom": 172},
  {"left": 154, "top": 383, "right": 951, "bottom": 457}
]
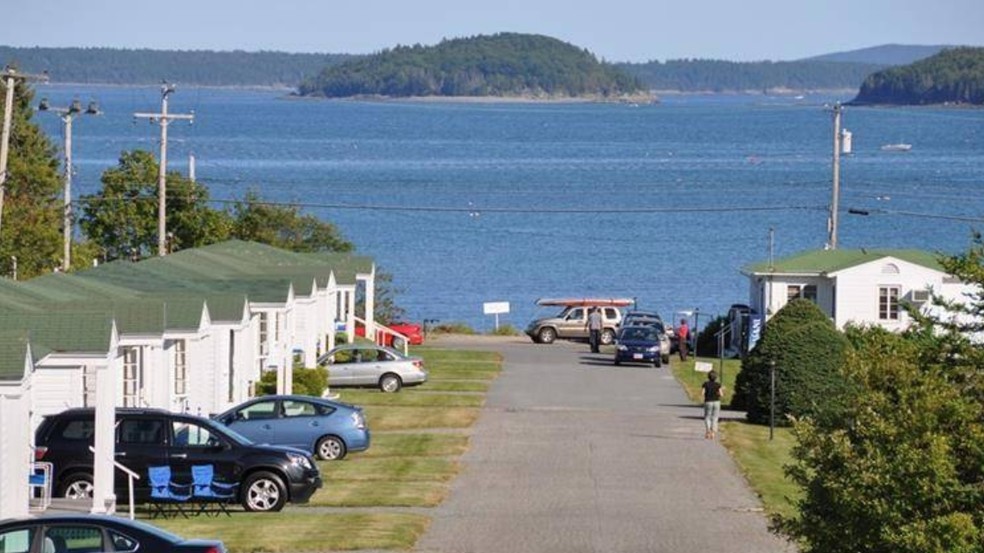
[
  {"left": 148, "top": 465, "right": 192, "bottom": 518},
  {"left": 191, "top": 464, "right": 238, "bottom": 516}
]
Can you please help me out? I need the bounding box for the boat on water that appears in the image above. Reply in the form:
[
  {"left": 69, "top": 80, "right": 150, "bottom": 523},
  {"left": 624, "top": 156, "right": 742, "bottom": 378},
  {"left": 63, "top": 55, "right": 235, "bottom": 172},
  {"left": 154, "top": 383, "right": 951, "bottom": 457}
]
[{"left": 881, "top": 143, "right": 912, "bottom": 152}]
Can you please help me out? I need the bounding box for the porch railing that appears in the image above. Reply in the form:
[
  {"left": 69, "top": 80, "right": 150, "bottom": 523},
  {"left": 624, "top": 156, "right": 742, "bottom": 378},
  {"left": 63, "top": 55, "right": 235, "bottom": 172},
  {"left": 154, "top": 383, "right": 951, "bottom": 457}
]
[
  {"left": 353, "top": 316, "right": 409, "bottom": 355},
  {"left": 88, "top": 446, "right": 140, "bottom": 520}
]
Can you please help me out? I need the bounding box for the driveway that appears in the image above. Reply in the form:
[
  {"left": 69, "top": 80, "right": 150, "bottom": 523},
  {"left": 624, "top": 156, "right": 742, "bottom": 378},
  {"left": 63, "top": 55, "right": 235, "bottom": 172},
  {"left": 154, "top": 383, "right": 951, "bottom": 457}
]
[{"left": 415, "top": 335, "right": 794, "bottom": 553}]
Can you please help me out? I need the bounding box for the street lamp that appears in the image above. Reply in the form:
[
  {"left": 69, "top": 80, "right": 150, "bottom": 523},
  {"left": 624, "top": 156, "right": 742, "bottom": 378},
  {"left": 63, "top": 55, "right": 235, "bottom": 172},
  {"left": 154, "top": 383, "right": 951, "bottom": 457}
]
[{"left": 38, "top": 97, "right": 100, "bottom": 271}]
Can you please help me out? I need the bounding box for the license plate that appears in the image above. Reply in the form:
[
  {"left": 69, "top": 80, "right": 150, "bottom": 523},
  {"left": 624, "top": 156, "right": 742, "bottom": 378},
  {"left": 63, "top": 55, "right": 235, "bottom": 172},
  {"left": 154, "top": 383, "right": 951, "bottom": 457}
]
[{"left": 633, "top": 353, "right": 643, "bottom": 360}]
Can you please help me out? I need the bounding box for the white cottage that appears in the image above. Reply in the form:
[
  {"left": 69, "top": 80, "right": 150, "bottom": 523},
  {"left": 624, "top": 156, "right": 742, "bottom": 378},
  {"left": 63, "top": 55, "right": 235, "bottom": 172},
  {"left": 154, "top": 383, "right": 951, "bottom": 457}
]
[{"left": 743, "top": 248, "right": 970, "bottom": 329}]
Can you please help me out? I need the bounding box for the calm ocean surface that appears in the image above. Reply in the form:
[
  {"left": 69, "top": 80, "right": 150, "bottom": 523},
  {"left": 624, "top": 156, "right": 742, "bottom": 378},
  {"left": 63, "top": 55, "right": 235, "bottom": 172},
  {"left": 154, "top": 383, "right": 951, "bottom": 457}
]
[{"left": 33, "top": 85, "right": 984, "bottom": 331}]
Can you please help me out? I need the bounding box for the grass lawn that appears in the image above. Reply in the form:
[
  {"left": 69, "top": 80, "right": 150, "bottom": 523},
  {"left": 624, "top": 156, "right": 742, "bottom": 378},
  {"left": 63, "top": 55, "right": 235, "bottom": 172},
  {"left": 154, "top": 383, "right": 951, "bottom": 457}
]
[
  {"left": 318, "top": 457, "right": 460, "bottom": 482},
  {"left": 670, "top": 356, "right": 799, "bottom": 519},
  {"left": 308, "top": 480, "right": 451, "bottom": 507},
  {"left": 359, "top": 432, "right": 469, "bottom": 458},
  {"left": 155, "top": 512, "right": 429, "bottom": 552},
  {"left": 720, "top": 421, "right": 799, "bottom": 519},
  {"left": 421, "top": 380, "right": 490, "bottom": 393},
  {"left": 336, "top": 390, "right": 485, "bottom": 408},
  {"left": 363, "top": 405, "right": 480, "bottom": 430}
]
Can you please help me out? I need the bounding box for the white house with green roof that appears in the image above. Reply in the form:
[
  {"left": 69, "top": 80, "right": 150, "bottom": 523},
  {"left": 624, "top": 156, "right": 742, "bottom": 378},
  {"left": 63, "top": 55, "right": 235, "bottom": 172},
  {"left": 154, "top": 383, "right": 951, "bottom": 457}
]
[{"left": 742, "top": 249, "right": 968, "bottom": 329}]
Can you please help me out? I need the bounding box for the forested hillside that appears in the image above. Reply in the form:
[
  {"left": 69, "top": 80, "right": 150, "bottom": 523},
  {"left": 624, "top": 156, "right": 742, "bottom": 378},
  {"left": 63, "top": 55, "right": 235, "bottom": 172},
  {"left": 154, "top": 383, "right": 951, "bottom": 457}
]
[
  {"left": 618, "top": 59, "right": 885, "bottom": 92},
  {"left": 851, "top": 47, "right": 984, "bottom": 105},
  {"left": 297, "top": 33, "right": 647, "bottom": 99},
  {"left": 0, "top": 46, "right": 352, "bottom": 86}
]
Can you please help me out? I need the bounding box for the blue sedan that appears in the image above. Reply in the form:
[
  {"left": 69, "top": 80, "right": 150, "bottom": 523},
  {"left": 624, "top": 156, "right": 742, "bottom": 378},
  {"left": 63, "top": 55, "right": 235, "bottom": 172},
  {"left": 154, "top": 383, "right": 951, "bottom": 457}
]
[
  {"left": 214, "top": 395, "right": 370, "bottom": 460},
  {"left": 614, "top": 325, "right": 664, "bottom": 367}
]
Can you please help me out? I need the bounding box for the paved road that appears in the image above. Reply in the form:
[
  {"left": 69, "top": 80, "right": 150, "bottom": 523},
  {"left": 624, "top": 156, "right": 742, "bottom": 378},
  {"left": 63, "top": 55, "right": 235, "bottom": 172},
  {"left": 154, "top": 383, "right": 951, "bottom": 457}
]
[{"left": 415, "top": 336, "right": 794, "bottom": 553}]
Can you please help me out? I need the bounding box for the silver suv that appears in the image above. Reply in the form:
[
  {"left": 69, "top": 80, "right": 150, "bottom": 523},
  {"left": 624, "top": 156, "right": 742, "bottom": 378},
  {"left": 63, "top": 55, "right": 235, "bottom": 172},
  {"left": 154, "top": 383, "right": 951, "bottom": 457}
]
[{"left": 526, "top": 305, "right": 623, "bottom": 345}]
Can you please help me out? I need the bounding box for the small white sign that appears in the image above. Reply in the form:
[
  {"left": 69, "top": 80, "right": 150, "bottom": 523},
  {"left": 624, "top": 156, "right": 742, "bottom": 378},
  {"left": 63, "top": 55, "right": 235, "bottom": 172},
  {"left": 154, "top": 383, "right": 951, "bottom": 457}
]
[
  {"left": 694, "top": 361, "right": 714, "bottom": 373},
  {"left": 483, "top": 301, "right": 510, "bottom": 315}
]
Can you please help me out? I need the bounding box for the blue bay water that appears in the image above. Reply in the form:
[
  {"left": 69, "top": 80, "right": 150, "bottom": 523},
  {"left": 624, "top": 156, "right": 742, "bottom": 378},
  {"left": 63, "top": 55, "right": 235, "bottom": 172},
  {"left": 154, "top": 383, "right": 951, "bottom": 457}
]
[{"left": 33, "top": 85, "right": 984, "bottom": 331}]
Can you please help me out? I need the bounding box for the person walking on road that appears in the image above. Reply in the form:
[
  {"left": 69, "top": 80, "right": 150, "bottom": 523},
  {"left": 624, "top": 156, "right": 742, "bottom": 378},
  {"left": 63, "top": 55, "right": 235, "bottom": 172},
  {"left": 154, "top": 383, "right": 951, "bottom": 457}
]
[
  {"left": 587, "top": 307, "right": 603, "bottom": 353},
  {"left": 677, "top": 318, "right": 690, "bottom": 361},
  {"left": 701, "top": 371, "right": 724, "bottom": 439}
]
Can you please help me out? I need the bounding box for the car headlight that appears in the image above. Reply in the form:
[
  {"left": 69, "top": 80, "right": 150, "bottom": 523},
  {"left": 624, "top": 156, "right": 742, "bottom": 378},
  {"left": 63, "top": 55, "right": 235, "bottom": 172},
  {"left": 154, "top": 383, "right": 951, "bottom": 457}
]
[
  {"left": 617, "top": 345, "right": 628, "bottom": 351},
  {"left": 287, "top": 452, "right": 314, "bottom": 470},
  {"left": 647, "top": 346, "right": 659, "bottom": 352}
]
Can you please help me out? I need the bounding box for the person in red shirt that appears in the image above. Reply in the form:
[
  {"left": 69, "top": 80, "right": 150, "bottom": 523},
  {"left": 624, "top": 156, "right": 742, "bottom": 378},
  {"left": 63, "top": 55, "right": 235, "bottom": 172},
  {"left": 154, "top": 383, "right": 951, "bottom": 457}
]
[{"left": 677, "top": 318, "right": 690, "bottom": 361}]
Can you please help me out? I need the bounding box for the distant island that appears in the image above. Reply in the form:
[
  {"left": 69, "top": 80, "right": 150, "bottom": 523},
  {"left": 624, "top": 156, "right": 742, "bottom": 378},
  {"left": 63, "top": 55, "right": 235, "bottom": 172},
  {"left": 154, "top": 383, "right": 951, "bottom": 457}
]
[
  {"left": 0, "top": 42, "right": 961, "bottom": 94},
  {"left": 297, "top": 33, "right": 651, "bottom": 101},
  {"left": 851, "top": 47, "right": 984, "bottom": 105}
]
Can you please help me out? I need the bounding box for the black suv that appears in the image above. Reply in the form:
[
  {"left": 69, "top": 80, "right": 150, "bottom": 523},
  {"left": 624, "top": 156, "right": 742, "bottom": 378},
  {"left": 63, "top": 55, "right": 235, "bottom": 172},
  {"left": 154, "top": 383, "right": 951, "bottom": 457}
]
[{"left": 35, "top": 408, "right": 322, "bottom": 512}]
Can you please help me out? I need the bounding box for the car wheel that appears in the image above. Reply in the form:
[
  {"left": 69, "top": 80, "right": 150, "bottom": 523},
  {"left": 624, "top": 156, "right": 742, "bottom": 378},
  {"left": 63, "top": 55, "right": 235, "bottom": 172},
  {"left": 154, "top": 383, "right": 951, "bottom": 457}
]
[
  {"left": 537, "top": 327, "right": 556, "bottom": 344},
  {"left": 600, "top": 329, "right": 616, "bottom": 346},
  {"left": 316, "top": 435, "right": 347, "bottom": 461},
  {"left": 654, "top": 357, "right": 662, "bottom": 368},
  {"left": 242, "top": 471, "right": 287, "bottom": 512},
  {"left": 380, "top": 373, "right": 403, "bottom": 393},
  {"left": 59, "top": 472, "right": 94, "bottom": 499},
  {"left": 614, "top": 357, "right": 621, "bottom": 366},
  {"left": 662, "top": 354, "right": 670, "bottom": 365},
  {"left": 392, "top": 336, "right": 407, "bottom": 350}
]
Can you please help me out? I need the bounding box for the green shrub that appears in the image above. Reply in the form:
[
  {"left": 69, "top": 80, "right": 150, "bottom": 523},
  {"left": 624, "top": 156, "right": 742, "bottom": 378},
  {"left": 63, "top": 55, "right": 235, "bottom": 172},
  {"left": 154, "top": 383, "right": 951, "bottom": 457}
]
[
  {"left": 256, "top": 366, "right": 329, "bottom": 396},
  {"left": 489, "top": 324, "right": 520, "bottom": 336},
  {"left": 733, "top": 299, "right": 851, "bottom": 425},
  {"left": 431, "top": 322, "right": 476, "bottom": 335},
  {"left": 695, "top": 315, "right": 728, "bottom": 357}
]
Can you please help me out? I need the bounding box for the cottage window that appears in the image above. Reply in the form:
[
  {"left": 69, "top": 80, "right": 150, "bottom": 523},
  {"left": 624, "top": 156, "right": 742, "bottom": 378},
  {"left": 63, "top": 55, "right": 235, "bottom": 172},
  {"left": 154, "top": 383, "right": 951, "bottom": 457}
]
[
  {"left": 122, "top": 347, "right": 143, "bottom": 407},
  {"left": 174, "top": 340, "right": 188, "bottom": 397},
  {"left": 258, "top": 312, "right": 270, "bottom": 357},
  {"left": 879, "top": 286, "right": 901, "bottom": 320},
  {"left": 787, "top": 284, "right": 817, "bottom": 303},
  {"left": 82, "top": 365, "right": 97, "bottom": 407}
]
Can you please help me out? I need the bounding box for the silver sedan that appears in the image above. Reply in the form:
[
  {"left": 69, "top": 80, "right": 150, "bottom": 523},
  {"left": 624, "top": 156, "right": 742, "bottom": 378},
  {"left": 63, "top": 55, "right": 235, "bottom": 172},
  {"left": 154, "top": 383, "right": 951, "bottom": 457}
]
[{"left": 318, "top": 344, "right": 428, "bottom": 393}]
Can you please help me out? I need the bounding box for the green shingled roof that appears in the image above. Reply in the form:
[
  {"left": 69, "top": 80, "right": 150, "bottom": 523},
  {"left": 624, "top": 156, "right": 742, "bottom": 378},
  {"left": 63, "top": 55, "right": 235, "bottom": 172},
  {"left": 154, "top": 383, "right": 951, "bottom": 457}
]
[
  {"left": 0, "top": 241, "right": 373, "bottom": 370},
  {"left": 743, "top": 249, "right": 944, "bottom": 275},
  {"left": 0, "top": 331, "right": 34, "bottom": 381}
]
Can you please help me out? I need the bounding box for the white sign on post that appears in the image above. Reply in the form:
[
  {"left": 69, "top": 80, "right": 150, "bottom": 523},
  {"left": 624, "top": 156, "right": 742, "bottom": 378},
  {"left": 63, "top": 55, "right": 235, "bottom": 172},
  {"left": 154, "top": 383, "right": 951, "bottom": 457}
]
[
  {"left": 483, "top": 301, "right": 510, "bottom": 330},
  {"left": 694, "top": 361, "right": 714, "bottom": 373}
]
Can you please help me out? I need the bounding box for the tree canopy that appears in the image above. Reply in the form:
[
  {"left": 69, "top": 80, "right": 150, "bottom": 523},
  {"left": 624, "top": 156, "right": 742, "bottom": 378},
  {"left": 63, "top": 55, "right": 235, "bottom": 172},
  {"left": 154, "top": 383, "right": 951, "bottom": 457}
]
[
  {"left": 0, "top": 47, "right": 352, "bottom": 87},
  {"left": 298, "top": 33, "right": 646, "bottom": 99},
  {"left": 0, "top": 79, "right": 64, "bottom": 278},
  {"left": 620, "top": 58, "right": 885, "bottom": 92},
  {"left": 851, "top": 47, "right": 984, "bottom": 105}
]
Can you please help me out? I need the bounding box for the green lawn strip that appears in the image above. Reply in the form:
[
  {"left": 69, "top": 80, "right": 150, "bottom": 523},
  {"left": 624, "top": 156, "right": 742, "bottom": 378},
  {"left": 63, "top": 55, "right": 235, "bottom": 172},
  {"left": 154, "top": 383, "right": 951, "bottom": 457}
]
[
  {"left": 318, "top": 457, "right": 460, "bottom": 482},
  {"left": 422, "top": 380, "right": 490, "bottom": 392},
  {"left": 719, "top": 421, "right": 800, "bottom": 519},
  {"left": 308, "top": 480, "right": 450, "bottom": 507},
  {"left": 411, "top": 348, "right": 501, "bottom": 364},
  {"left": 361, "top": 432, "right": 469, "bottom": 458},
  {"left": 153, "top": 512, "right": 429, "bottom": 552},
  {"left": 337, "top": 390, "right": 484, "bottom": 407},
  {"left": 364, "top": 405, "right": 480, "bottom": 430},
  {"left": 427, "top": 366, "right": 500, "bottom": 381},
  {"left": 670, "top": 356, "right": 741, "bottom": 405}
]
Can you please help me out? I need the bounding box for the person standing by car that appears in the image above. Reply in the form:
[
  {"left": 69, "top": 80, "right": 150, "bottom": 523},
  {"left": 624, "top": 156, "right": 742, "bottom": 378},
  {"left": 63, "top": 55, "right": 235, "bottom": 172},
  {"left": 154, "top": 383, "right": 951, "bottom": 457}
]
[
  {"left": 677, "top": 318, "right": 690, "bottom": 361},
  {"left": 701, "top": 371, "right": 724, "bottom": 439},
  {"left": 587, "top": 307, "right": 603, "bottom": 353}
]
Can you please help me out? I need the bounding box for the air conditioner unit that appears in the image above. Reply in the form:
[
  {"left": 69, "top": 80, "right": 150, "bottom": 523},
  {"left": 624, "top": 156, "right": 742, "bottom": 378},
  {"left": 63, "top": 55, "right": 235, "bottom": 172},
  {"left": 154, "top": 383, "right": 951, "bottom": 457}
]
[{"left": 909, "top": 289, "right": 931, "bottom": 303}]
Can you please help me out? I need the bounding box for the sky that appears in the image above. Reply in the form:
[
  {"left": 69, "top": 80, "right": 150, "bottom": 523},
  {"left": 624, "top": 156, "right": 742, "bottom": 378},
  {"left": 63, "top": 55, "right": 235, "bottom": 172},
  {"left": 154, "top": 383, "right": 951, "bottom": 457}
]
[{"left": 4, "top": 0, "right": 984, "bottom": 63}]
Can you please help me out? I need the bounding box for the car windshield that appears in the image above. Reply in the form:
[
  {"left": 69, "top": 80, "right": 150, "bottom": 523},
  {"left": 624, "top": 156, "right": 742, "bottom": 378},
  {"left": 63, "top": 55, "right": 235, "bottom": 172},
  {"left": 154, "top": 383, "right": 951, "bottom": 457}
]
[{"left": 620, "top": 327, "right": 656, "bottom": 341}]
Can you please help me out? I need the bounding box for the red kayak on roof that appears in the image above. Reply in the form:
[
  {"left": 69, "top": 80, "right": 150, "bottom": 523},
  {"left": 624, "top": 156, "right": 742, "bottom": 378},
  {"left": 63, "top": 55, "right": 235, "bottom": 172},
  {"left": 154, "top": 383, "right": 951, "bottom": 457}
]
[{"left": 535, "top": 297, "right": 635, "bottom": 307}]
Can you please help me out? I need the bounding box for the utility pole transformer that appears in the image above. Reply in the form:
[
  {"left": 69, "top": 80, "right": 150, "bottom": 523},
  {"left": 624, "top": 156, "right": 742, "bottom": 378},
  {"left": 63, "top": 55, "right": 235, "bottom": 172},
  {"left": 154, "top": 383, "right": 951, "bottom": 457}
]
[
  {"left": 134, "top": 83, "right": 194, "bottom": 256},
  {"left": 0, "top": 67, "right": 48, "bottom": 243},
  {"left": 39, "top": 98, "right": 100, "bottom": 271},
  {"left": 828, "top": 103, "right": 843, "bottom": 250}
]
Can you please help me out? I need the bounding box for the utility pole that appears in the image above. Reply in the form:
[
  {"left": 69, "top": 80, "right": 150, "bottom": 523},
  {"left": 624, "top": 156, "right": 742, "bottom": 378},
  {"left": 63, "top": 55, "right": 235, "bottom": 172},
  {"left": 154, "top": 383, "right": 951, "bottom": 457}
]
[
  {"left": 39, "top": 98, "right": 100, "bottom": 271},
  {"left": 0, "top": 66, "right": 48, "bottom": 242},
  {"left": 828, "top": 102, "right": 843, "bottom": 249},
  {"left": 133, "top": 83, "right": 194, "bottom": 256}
]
